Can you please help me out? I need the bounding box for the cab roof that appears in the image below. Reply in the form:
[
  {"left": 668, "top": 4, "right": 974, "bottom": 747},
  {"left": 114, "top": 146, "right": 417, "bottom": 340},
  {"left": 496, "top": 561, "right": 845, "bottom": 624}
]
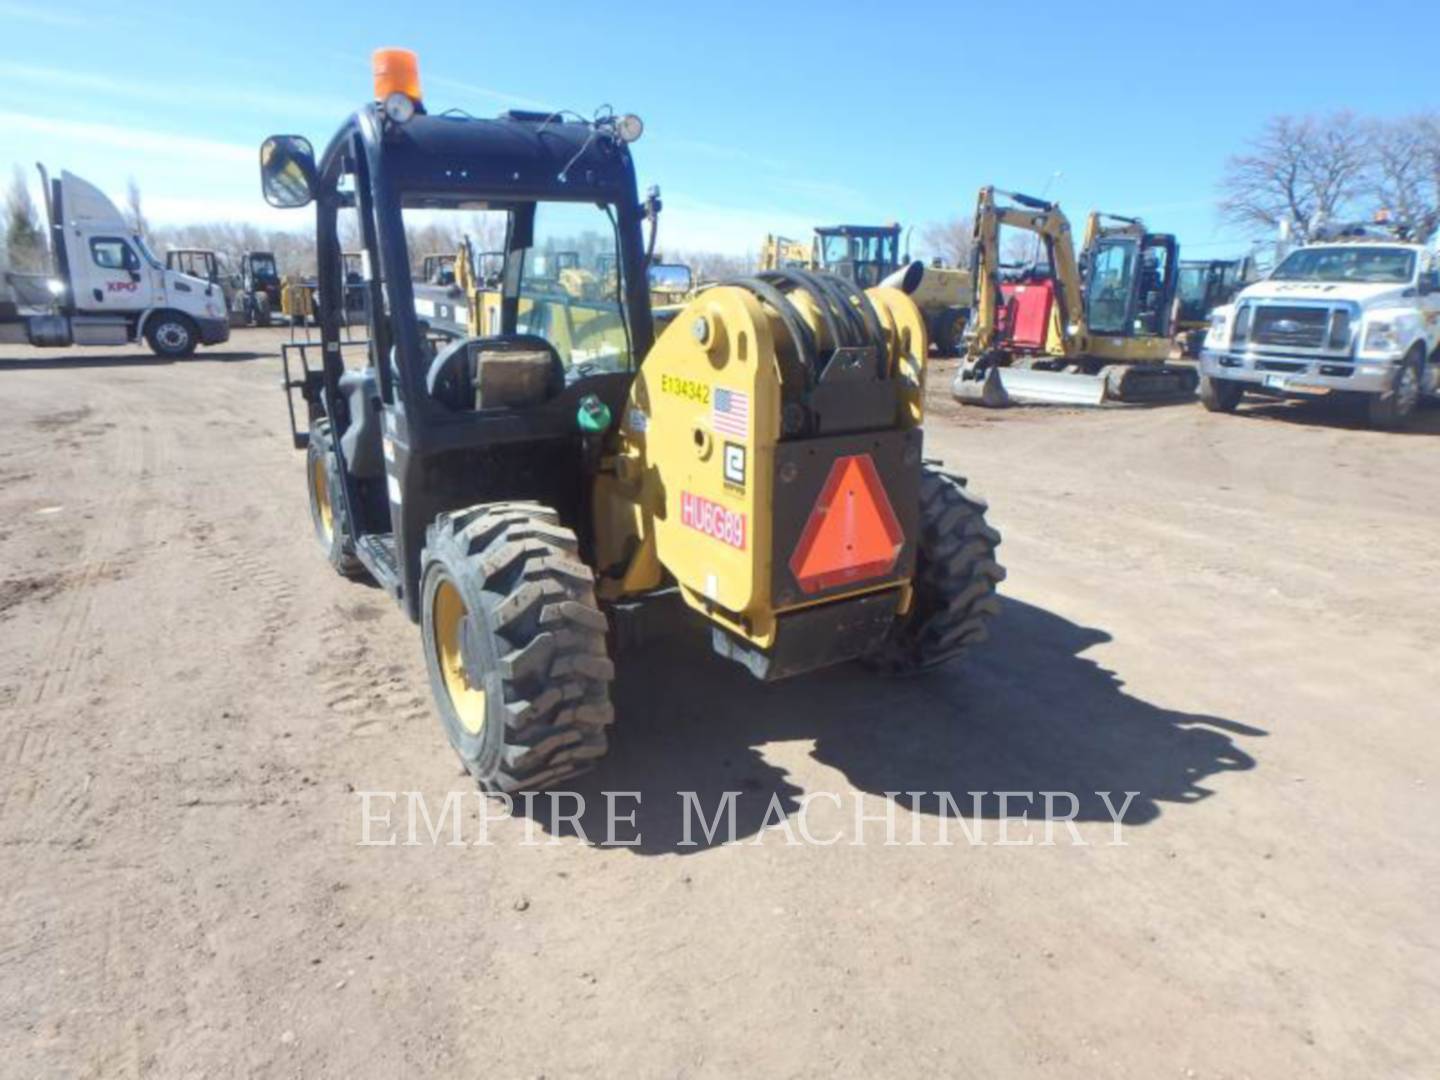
[{"left": 338, "top": 108, "right": 640, "bottom": 210}]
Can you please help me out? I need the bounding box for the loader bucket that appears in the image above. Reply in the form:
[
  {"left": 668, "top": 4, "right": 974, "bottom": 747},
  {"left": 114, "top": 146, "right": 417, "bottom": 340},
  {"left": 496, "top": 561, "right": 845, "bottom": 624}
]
[
  {"left": 951, "top": 365, "right": 1011, "bottom": 408},
  {"left": 994, "top": 367, "right": 1107, "bottom": 406},
  {"left": 955, "top": 364, "right": 1108, "bottom": 407}
]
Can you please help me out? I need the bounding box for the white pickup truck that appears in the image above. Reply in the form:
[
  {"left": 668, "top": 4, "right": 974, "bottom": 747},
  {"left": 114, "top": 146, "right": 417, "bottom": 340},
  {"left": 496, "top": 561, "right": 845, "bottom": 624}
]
[
  {"left": 0, "top": 167, "right": 229, "bottom": 357},
  {"left": 1199, "top": 234, "right": 1440, "bottom": 428}
]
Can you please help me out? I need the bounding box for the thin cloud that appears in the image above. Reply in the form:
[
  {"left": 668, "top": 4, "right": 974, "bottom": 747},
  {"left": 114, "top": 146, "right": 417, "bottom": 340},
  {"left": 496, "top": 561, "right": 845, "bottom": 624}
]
[
  {"left": 0, "top": 112, "right": 252, "bottom": 163},
  {"left": 661, "top": 194, "right": 814, "bottom": 255},
  {"left": 0, "top": 62, "right": 352, "bottom": 120},
  {"left": 660, "top": 137, "right": 789, "bottom": 175},
  {"left": 427, "top": 75, "right": 556, "bottom": 115},
  {"left": 0, "top": 2, "right": 94, "bottom": 28}
]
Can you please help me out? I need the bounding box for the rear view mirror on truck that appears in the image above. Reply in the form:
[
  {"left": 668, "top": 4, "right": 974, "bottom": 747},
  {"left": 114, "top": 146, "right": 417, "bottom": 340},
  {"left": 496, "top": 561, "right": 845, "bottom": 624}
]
[{"left": 259, "top": 135, "right": 317, "bottom": 208}]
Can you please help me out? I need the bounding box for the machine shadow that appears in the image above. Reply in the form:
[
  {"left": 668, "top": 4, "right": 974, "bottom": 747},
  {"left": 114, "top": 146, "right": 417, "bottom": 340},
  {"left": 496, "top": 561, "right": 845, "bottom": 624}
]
[
  {"left": 518, "top": 597, "right": 1265, "bottom": 855},
  {"left": 0, "top": 350, "right": 267, "bottom": 370},
  {"left": 1235, "top": 396, "right": 1440, "bottom": 435}
]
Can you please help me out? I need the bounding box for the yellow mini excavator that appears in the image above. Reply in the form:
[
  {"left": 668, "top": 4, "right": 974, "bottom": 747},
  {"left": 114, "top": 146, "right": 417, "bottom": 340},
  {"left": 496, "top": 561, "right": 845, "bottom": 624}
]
[
  {"left": 265, "top": 50, "right": 1005, "bottom": 792},
  {"left": 953, "top": 187, "right": 1197, "bottom": 406}
]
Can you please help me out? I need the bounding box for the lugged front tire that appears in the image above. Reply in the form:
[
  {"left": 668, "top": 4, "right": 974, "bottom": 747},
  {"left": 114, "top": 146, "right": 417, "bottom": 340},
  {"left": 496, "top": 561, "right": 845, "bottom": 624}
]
[
  {"left": 307, "top": 420, "right": 365, "bottom": 577},
  {"left": 420, "top": 502, "right": 615, "bottom": 793},
  {"left": 869, "top": 467, "right": 1005, "bottom": 674}
]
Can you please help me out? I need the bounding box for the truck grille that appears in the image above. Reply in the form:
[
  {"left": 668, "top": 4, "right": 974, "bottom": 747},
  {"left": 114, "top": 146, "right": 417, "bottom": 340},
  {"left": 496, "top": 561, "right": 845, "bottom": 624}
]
[{"left": 1250, "top": 305, "right": 1328, "bottom": 348}]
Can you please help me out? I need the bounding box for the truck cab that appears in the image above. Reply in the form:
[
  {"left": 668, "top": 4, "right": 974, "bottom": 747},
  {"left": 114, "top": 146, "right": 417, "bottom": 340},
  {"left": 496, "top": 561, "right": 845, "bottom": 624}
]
[
  {"left": 1200, "top": 234, "right": 1440, "bottom": 427},
  {"left": 0, "top": 169, "right": 229, "bottom": 356}
]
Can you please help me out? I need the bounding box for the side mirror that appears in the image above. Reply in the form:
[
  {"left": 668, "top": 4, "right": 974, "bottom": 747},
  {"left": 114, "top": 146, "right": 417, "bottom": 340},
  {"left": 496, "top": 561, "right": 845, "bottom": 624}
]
[{"left": 260, "top": 135, "right": 317, "bottom": 209}]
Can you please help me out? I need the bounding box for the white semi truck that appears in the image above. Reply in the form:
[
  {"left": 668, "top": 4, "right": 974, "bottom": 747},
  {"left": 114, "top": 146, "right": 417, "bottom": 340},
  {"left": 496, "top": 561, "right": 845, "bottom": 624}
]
[
  {"left": 0, "top": 166, "right": 229, "bottom": 357},
  {"left": 1199, "top": 227, "right": 1440, "bottom": 428}
]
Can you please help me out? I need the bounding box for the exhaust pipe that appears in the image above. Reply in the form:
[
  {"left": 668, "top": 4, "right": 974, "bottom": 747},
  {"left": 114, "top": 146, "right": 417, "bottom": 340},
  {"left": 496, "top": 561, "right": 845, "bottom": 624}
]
[{"left": 880, "top": 259, "right": 926, "bottom": 295}]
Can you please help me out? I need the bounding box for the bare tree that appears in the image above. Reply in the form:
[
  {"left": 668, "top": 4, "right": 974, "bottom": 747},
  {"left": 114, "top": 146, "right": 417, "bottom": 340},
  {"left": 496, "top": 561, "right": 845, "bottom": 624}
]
[
  {"left": 1367, "top": 113, "right": 1440, "bottom": 242},
  {"left": 919, "top": 216, "right": 974, "bottom": 267},
  {"left": 126, "top": 177, "right": 148, "bottom": 239},
  {"left": 4, "top": 165, "right": 45, "bottom": 272},
  {"left": 1219, "top": 113, "right": 1369, "bottom": 242},
  {"left": 668, "top": 248, "right": 749, "bottom": 283}
]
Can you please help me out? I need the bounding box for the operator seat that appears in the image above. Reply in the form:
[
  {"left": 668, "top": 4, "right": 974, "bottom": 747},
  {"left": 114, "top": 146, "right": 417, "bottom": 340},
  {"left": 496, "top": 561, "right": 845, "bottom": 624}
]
[
  {"left": 338, "top": 367, "right": 384, "bottom": 478},
  {"left": 426, "top": 334, "right": 566, "bottom": 412}
]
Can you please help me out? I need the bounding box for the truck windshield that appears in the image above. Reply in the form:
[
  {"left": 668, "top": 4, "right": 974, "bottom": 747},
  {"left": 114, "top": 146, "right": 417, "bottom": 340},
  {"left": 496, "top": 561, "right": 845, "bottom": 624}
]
[
  {"left": 134, "top": 235, "right": 163, "bottom": 269},
  {"left": 1271, "top": 247, "right": 1415, "bottom": 284},
  {"left": 516, "top": 202, "right": 631, "bottom": 374}
]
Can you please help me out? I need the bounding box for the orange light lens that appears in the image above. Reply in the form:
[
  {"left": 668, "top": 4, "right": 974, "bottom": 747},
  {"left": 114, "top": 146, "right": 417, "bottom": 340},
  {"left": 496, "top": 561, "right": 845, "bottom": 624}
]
[{"left": 373, "top": 48, "right": 422, "bottom": 103}]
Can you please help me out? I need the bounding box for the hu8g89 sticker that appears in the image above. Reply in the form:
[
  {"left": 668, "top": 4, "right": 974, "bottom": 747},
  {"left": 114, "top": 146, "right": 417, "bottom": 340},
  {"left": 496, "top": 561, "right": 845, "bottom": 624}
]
[{"left": 680, "top": 491, "right": 746, "bottom": 550}]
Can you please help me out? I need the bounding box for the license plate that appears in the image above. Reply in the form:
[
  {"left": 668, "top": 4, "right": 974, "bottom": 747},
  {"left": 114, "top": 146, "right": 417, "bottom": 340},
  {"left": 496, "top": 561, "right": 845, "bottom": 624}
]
[{"left": 1263, "top": 373, "right": 1289, "bottom": 390}]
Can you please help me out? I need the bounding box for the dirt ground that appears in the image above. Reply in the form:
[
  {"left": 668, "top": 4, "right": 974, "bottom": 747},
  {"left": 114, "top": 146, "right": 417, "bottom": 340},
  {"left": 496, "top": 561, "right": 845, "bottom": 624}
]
[{"left": 1, "top": 328, "right": 1436, "bottom": 1078}]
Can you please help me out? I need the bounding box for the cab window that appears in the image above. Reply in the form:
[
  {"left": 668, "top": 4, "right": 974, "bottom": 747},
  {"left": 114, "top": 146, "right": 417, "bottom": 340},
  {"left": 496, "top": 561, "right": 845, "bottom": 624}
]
[
  {"left": 515, "top": 201, "right": 631, "bottom": 374},
  {"left": 91, "top": 238, "right": 138, "bottom": 271}
]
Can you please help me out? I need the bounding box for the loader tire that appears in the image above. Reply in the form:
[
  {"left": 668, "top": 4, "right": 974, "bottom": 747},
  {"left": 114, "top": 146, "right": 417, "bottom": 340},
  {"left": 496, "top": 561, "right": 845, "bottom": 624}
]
[
  {"left": 307, "top": 420, "right": 365, "bottom": 577},
  {"left": 420, "top": 502, "right": 615, "bottom": 794},
  {"left": 1199, "top": 374, "right": 1244, "bottom": 413},
  {"left": 868, "top": 467, "right": 1004, "bottom": 674},
  {"left": 931, "top": 307, "right": 968, "bottom": 357}
]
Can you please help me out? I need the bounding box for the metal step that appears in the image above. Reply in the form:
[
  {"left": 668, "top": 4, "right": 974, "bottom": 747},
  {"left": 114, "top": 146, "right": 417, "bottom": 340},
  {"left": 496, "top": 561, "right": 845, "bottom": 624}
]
[{"left": 357, "top": 533, "right": 401, "bottom": 592}]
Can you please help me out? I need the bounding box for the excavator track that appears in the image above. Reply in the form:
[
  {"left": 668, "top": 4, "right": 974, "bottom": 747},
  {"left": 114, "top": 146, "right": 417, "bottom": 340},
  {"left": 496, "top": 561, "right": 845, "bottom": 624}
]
[{"left": 1100, "top": 363, "right": 1200, "bottom": 403}]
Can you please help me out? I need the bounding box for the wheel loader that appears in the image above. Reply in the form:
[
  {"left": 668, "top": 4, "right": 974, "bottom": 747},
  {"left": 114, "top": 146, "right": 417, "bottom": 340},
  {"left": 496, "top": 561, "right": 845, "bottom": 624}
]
[
  {"left": 1173, "top": 257, "right": 1251, "bottom": 357},
  {"left": 262, "top": 49, "right": 1004, "bottom": 793},
  {"left": 760, "top": 224, "right": 903, "bottom": 288},
  {"left": 953, "top": 187, "right": 1198, "bottom": 406}
]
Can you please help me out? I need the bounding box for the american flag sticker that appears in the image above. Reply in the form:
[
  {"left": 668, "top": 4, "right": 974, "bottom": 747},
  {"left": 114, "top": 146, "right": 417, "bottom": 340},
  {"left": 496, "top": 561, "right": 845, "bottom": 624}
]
[{"left": 712, "top": 387, "right": 750, "bottom": 438}]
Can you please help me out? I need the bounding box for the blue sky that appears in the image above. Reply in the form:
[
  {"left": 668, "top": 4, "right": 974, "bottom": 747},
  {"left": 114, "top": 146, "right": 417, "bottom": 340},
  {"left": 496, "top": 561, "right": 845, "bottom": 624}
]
[{"left": 3, "top": 0, "right": 1436, "bottom": 258}]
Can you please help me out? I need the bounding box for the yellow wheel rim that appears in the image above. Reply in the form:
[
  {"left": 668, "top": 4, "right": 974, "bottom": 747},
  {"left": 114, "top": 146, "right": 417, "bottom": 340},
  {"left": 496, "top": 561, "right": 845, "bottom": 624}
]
[
  {"left": 433, "top": 579, "right": 487, "bottom": 735},
  {"left": 312, "top": 455, "right": 333, "bottom": 539}
]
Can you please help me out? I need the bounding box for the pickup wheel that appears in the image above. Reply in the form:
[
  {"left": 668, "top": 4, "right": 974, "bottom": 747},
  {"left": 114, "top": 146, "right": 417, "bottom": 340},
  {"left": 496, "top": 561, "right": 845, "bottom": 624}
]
[
  {"left": 145, "top": 312, "right": 198, "bottom": 358},
  {"left": 1366, "top": 350, "right": 1423, "bottom": 430},
  {"left": 1199, "top": 374, "right": 1244, "bottom": 413}
]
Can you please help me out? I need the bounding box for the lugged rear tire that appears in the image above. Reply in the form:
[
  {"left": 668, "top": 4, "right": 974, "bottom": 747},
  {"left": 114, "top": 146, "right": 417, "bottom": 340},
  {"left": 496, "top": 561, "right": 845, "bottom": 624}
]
[
  {"left": 420, "top": 502, "right": 615, "bottom": 793},
  {"left": 868, "top": 467, "right": 1004, "bottom": 674}
]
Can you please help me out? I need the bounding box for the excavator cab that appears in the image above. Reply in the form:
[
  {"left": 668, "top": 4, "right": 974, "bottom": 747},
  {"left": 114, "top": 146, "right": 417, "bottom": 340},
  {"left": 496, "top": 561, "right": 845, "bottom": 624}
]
[{"left": 1081, "top": 219, "right": 1178, "bottom": 340}]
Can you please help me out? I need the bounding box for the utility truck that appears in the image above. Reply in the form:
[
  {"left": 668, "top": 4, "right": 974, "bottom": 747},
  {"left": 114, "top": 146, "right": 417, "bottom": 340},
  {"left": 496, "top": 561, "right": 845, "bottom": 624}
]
[
  {"left": 0, "top": 167, "right": 229, "bottom": 357},
  {"left": 1199, "top": 226, "right": 1440, "bottom": 428}
]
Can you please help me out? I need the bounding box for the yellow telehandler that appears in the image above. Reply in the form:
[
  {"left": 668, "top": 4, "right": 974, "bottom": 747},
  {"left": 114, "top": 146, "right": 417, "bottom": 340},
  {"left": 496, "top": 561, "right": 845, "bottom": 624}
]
[{"left": 264, "top": 50, "right": 1004, "bottom": 791}]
